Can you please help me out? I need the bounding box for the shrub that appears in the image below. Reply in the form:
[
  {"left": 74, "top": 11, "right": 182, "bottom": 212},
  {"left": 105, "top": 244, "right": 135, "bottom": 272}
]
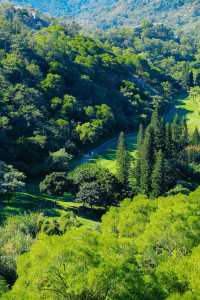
[{"left": 39, "top": 172, "right": 67, "bottom": 196}]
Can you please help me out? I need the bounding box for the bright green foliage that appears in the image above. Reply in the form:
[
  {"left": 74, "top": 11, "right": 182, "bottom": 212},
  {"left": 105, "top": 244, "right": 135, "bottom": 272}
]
[
  {"left": 4, "top": 189, "right": 200, "bottom": 299},
  {"left": 0, "top": 213, "right": 44, "bottom": 287},
  {"left": 40, "top": 212, "right": 81, "bottom": 235},
  {"left": 76, "top": 121, "right": 103, "bottom": 144},
  {"left": 46, "top": 149, "right": 72, "bottom": 172}
]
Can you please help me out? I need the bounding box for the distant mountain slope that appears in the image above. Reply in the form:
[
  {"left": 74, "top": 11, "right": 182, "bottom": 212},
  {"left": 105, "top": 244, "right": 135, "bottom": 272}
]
[{"left": 4, "top": 0, "right": 200, "bottom": 32}]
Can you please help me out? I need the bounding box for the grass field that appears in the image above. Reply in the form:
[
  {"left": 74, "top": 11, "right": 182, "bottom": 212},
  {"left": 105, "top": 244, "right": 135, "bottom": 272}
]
[
  {"left": 0, "top": 134, "right": 137, "bottom": 225},
  {"left": 90, "top": 134, "right": 137, "bottom": 174},
  {"left": 0, "top": 183, "right": 105, "bottom": 226},
  {"left": 178, "top": 94, "right": 200, "bottom": 131}
]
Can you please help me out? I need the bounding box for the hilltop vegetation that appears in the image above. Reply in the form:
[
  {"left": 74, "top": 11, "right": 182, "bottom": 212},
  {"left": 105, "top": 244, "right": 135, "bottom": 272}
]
[
  {"left": 7, "top": 0, "right": 200, "bottom": 33},
  {"left": 0, "top": 5, "right": 185, "bottom": 178}
]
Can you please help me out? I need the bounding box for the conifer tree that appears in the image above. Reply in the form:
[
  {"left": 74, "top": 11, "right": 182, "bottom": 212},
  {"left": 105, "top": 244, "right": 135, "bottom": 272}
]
[
  {"left": 165, "top": 123, "right": 172, "bottom": 158},
  {"left": 182, "top": 63, "right": 190, "bottom": 89},
  {"left": 180, "top": 119, "right": 189, "bottom": 148},
  {"left": 171, "top": 114, "right": 181, "bottom": 154},
  {"left": 195, "top": 72, "right": 200, "bottom": 86},
  {"left": 140, "top": 125, "right": 154, "bottom": 195},
  {"left": 135, "top": 124, "right": 144, "bottom": 186},
  {"left": 192, "top": 127, "right": 200, "bottom": 145},
  {"left": 150, "top": 108, "right": 164, "bottom": 151},
  {"left": 116, "top": 132, "right": 130, "bottom": 186},
  {"left": 151, "top": 150, "right": 164, "bottom": 198},
  {"left": 188, "top": 71, "right": 194, "bottom": 88},
  {"left": 137, "top": 124, "right": 144, "bottom": 148}
]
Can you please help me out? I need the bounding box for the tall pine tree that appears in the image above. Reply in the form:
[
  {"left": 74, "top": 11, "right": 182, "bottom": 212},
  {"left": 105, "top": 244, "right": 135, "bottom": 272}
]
[
  {"left": 195, "top": 73, "right": 200, "bottom": 86},
  {"left": 116, "top": 132, "right": 130, "bottom": 186},
  {"left": 171, "top": 114, "right": 182, "bottom": 155},
  {"left": 151, "top": 150, "right": 164, "bottom": 198},
  {"left": 135, "top": 124, "right": 144, "bottom": 186},
  {"left": 140, "top": 125, "right": 154, "bottom": 195},
  {"left": 188, "top": 71, "right": 194, "bottom": 88},
  {"left": 137, "top": 124, "right": 144, "bottom": 148},
  {"left": 180, "top": 119, "right": 189, "bottom": 149},
  {"left": 192, "top": 127, "right": 200, "bottom": 145},
  {"left": 150, "top": 108, "right": 165, "bottom": 152},
  {"left": 165, "top": 123, "right": 172, "bottom": 158}
]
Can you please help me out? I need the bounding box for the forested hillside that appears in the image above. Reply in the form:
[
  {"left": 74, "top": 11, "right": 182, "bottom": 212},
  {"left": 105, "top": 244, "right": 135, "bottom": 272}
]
[
  {"left": 0, "top": 4, "right": 183, "bottom": 177},
  {"left": 6, "top": 0, "right": 200, "bottom": 32},
  {"left": 1, "top": 3, "right": 200, "bottom": 299}
]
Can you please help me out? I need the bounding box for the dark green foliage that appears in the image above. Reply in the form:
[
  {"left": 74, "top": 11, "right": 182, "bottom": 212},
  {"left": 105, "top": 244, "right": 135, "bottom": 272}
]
[
  {"left": 150, "top": 108, "right": 165, "bottom": 151},
  {"left": 41, "top": 212, "right": 81, "bottom": 235},
  {"left": 0, "top": 9, "right": 178, "bottom": 177},
  {"left": 134, "top": 124, "right": 144, "bottom": 187},
  {"left": 151, "top": 150, "right": 164, "bottom": 198},
  {"left": 39, "top": 172, "right": 67, "bottom": 196},
  {"left": 76, "top": 181, "right": 104, "bottom": 207},
  {"left": 188, "top": 71, "right": 194, "bottom": 88},
  {"left": 140, "top": 125, "right": 154, "bottom": 195},
  {"left": 180, "top": 119, "right": 189, "bottom": 149},
  {"left": 165, "top": 123, "right": 172, "bottom": 158},
  {"left": 116, "top": 132, "right": 130, "bottom": 186},
  {"left": 191, "top": 127, "right": 200, "bottom": 145},
  {"left": 71, "top": 164, "right": 118, "bottom": 207},
  {"left": 171, "top": 114, "right": 183, "bottom": 154},
  {"left": 195, "top": 72, "right": 200, "bottom": 86},
  {"left": 137, "top": 124, "right": 144, "bottom": 149},
  {"left": 135, "top": 111, "right": 192, "bottom": 197}
]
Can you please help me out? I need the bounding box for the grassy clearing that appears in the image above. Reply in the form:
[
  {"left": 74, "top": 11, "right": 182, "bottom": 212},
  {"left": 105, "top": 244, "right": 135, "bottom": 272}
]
[
  {"left": 164, "top": 92, "right": 200, "bottom": 132},
  {"left": 0, "top": 134, "right": 137, "bottom": 225},
  {"left": 90, "top": 134, "right": 137, "bottom": 173},
  {"left": 0, "top": 182, "right": 103, "bottom": 226},
  {"left": 176, "top": 93, "right": 200, "bottom": 132}
]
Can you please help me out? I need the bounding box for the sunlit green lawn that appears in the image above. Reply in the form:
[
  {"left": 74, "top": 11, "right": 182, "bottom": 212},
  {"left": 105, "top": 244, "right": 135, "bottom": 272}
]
[
  {"left": 91, "top": 134, "right": 137, "bottom": 174},
  {"left": 0, "top": 183, "right": 104, "bottom": 226},
  {"left": 0, "top": 134, "right": 137, "bottom": 225},
  {"left": 177, "top": 93, "right": 200, "bottom": 132}
]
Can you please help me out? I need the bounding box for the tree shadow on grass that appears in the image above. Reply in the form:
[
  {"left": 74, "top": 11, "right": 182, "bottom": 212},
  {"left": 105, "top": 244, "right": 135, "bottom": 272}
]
[
  {"left": 0, "top": 192, "right": 67, "bottom": 223},
  {"left": 165, "top": 97, "right": 190, "bottom": 123},
  {"left": 0, "top": 190, "right": 106, "bottom": 224},
  {"left": 65, "top": 205, "right": 107, "bottom": 222}
]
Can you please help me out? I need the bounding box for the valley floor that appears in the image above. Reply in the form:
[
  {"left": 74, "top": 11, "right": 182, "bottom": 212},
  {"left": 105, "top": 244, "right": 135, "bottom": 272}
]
[{"left": 0, "top": 92, "right": 198, "bottom": 225}]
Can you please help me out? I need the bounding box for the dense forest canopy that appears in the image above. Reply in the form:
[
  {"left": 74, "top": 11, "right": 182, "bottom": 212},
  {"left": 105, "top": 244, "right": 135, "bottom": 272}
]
[
  {"left": 4, "top": 0, "right": 200, "bottom": 33},
  {"left": 3, "top": 189, "right": 200, "bottom": 299},
  {"left": 0, "top": 4, "right": 185, "bottom": 177},
  {"left": 0, "top": 2, "right": 200, "bottom": 299}
]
